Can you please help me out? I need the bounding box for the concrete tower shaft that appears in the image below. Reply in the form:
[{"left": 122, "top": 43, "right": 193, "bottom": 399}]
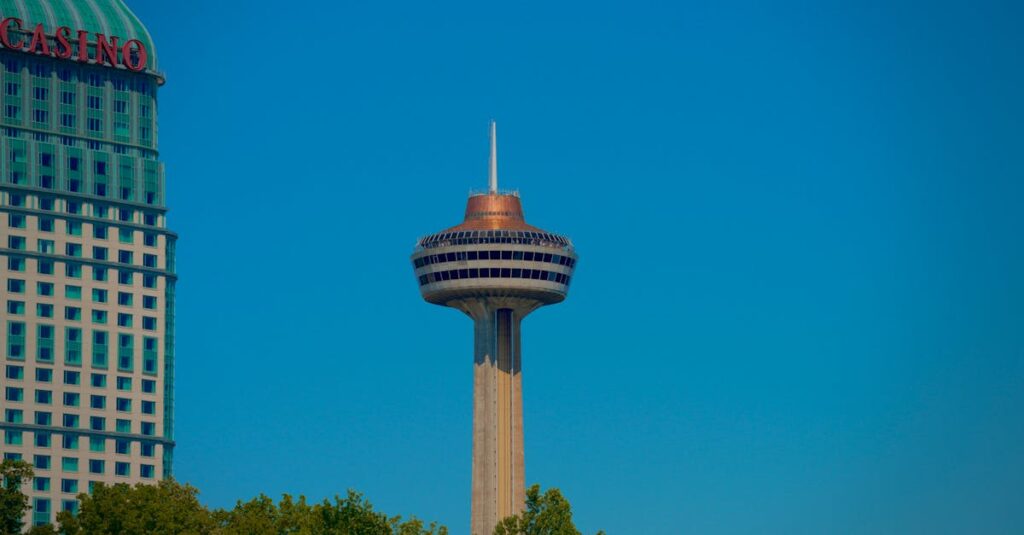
[{"left": 412, "top": 125, "right": 576, "bottom": 535}]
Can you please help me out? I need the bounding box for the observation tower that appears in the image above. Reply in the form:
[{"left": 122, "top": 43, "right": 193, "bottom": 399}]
[{"left": 411, "top": 122, "right": 577, "bottom": 535}]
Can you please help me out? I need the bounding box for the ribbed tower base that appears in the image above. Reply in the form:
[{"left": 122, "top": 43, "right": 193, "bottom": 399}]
[{"left": 452, "top": 298, "right": 541, "bottom": 535}]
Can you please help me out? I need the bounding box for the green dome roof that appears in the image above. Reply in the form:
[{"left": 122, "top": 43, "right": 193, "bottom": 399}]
[{"left": 0, "top": 0, "right": 158, "bottom": 73}]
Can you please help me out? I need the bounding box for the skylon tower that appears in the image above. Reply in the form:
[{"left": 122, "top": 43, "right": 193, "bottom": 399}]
[{"left": 411, "top": 122, "right": 577, "bottom": 535}]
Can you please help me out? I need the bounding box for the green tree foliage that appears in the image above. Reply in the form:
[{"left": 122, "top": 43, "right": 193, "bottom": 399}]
[
  {"left": 25, "top": 524, "right": 59, "bottom": 535},
  {"left": 57, "top": 479, "right": 215, "bottom": 534},
  {"left": 216, "top": 490, "right": 446, "bottom": 535},
  {"left": 493, "top": 485, "right": 603, "bottom": 535},
  {"left": 55, "top": 478, "right": 446, "bottom": 535},
  {"left": 0, "top": 458, "right": 34, "bottom": 534}
]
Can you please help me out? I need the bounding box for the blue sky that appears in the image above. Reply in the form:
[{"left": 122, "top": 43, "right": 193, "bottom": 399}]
[{"left": 131, "top": 1, "right": 1022, "bottom": 533}]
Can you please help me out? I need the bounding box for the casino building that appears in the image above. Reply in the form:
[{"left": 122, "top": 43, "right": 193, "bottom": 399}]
[{"left": 0, "top": 1, "right": 174, "bottom": 526}]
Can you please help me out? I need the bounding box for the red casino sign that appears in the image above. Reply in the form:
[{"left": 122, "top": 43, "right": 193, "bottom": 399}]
[{"left": 0, "top": 17, "right": 147, "bottom": 72}]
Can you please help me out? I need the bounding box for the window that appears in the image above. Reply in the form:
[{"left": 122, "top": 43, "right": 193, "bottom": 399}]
[
  {"left": 8, "top": 257, "right": 25, "bottom": 272},
  {"left": 37, "top": 259, "right": 54, "bottom": 274},
  {"left": 117, "top": 314, "right": 133, "bottom": 327},
  {"left": 63, "top": 435, "right": 78, "bottom": 450},
  {"left": 8, "top": 214, "right": 25, "bottom": 228},
  {"left": 115, "top": 440, "right": 130, "bottom": 455},
  {"left": 65, "top": 244, "right": 82, "bottom": 257},
  {"left": 142, "top": 296, "right": 157, "bottom": 309},
  {"left": 38, "top": 217, "right": 54, "bottom": 232},
  {"left": 3, "top": 409, "right": 21, "bottom": 423},
  {"left": 143, "top": 254, "right": 157, "bottom": 268},
  {"left": 65, "top": 263, "right": 82, "bottom": 278},
  {"left": 37, "top": 239, "right": 54, "bottom": 253},
  {"left": 7, "top": 236, "right": 25, "bottom": 250},
  {"left": 4, "top": 430, "right": 23, "bottom": 445},
  {"left": 119, "top": 228, "right": 133, "bottom": 243},
  {"left": 34, "top": 391, "right": 51, "bottom": 404},
  {"left": 118, "top": 270, "right": 133, "bottom": 285},
  {"left": 64, "top": 371, "right": 80, "bottom": 385},
  {"left": 118, "top": 250, "right": 133, "bottom": 264},
  {"left": 34, "top": 455, "right": 51, "bottom": 470},
  {"left": 92, "top": 266, "right": 108, "bottom": 282},
  {"left": 36, "top": 282, "right": 54, "bottom": 296},
  {"left": 140, "top": 465, "right": 155, "bottom": 479},
  {"left": 63, "top": 393, "right": 80, "bottom": 407},
  {"left": 64, "top": 306, "right": 81, "bottom": 321},
  {"left": 7, "top": 300, "right": 25, "bottom": 315},
  {"left": 5, "top": 365, "right": 23, "bottom": 379},
  {"left": 91, "top": 374, "right": 107, "bottom": 388},
  {"left": 140, "top": 422, "right": 155, "bottom": 436},
  {"left": 65, "top": 285, "right": 82, "bottom": 299},
  {"left": 66, "top": 220, "right": 82, "bottom": 236},
  {"left": 116, "top": 377, "right": 132, "bottom": 391},
  {"left": 141, "top": 443, "right": 155, "bottom": 457},
  {"left": 5, "top": 387, "right": 24, "bottom": 402},
  {"left": 93, "top": 224, "right": 108, "bottom": 239},
  {"left": 61, "top": 414, "right": 78, "bottom": 428},
  {"left": 34, "top": 432, "right": 51, "bottom": 448},
  {"left": 89, "top": 416, "right": 105, "bottom": 431},
  {"left": 36, "top": 304, "right": 53, "bottom": 320},
  {"left": 91, "top": 310, "right": 108, "bottom": 324},
  {"left": 92, "top": 247, "right": 108, "bottom": 260},
  {"left": 90, "top": 395, "right": 106, "bottom": 409},
  {"left": 6, "top": 279, "right": 25, "bottom": 293},
  {"left": 62, "top": 457, "right": 79, "bottom": 472},
  {"left": 115, "top": 462, "right": 130, "bottom": 477},
  {"left": 88, "top": 460, "right": 105, "bottom": 474},
  {"left": 141, "top": 401, "right": 156, "bottom": 415},
  {"left": 61, "top": 479, "right": 78, "bottom": 494},
  {"left": 34, "top": 477, "right": 50, "bottom": 491},
  {"left": 143, "top": 274, "right": 157, "bottom": 289},
  {"left": 144, "top": 233, "right": 157, "bottom": 247},
  {"left": 34, "top": 411, "right": 52, "bottom": 425},
  {"left": 116, "top": 398, "right": 132, "bottom": 412},
  {"left": 35, "top": 368, "right": 52, "bottom": 382},
  {"left": 92, "top": 289, "right": 108, "bottom": 303},
  {"left": 141, "top": 379, "right": 156, "bottom": 394},
  {"left": 142, "top": 316, "right": 157, "bottom": 330}
]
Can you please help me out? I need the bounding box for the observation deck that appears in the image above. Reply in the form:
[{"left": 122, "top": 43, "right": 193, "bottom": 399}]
[{"left": 412, "top": 192, "right": 577, "bottom": 307}]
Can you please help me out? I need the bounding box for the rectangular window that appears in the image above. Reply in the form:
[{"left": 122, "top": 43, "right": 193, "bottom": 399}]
[
  {"left": 91, "top": 289, "right": 108, "bottom": 303},
  {"left": 89, "top": 460, "right": 105, "bottom": 474},
  {"left": 65, "top": 285, "right": 82, "bottom": 299},
  {"left": 62, "top": 457, "right": 79, "bottom": 472}
]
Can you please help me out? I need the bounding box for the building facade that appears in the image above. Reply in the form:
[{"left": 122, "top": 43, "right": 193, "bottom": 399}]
[
  {"left": 412, "top": 123, "right": 576, "bottom": 535},
  {"left": 0, "top": 1, "right": 174, "bottom": 527}
]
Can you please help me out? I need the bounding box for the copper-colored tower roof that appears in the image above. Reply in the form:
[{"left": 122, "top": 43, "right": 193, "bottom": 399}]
[{"left": 440, "top": 193, "right": 546, "bottom": 233}]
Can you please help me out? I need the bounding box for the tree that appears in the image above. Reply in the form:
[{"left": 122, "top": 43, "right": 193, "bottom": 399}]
[
  {"left": 216, "top": 490, "right": 447, "bottom": 535},
  {"left": 493, "top": 485, "right": 602, "bottom": 535},
  {"left": 0, "top": 458, "right": 34, "bottom": 534},
  {"left": 57, "top": 479, "right": 215, "bottom": 534}
]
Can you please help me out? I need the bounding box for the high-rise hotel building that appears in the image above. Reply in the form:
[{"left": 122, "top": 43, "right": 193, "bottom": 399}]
[{"left": 0, "top": 1, "right": 173, "bottom": 526}]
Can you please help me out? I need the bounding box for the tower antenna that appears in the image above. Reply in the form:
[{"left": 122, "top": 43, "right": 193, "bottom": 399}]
[{"left": 489, "top": 120, "right": 498, "bottom": 194}]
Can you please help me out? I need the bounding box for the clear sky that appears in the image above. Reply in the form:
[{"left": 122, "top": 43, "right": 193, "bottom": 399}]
[{"left": 130, "top": 1, "right": 1022, "bottom": 533}]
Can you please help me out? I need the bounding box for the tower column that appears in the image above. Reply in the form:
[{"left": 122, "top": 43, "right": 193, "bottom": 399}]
[{"left": 456, "top": 299, "right": 537, "bottom": 535}]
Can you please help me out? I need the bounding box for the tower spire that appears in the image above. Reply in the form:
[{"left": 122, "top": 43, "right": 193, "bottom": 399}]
[{"left": 489, "top": 120, "right": 498, "bottom": 194}]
